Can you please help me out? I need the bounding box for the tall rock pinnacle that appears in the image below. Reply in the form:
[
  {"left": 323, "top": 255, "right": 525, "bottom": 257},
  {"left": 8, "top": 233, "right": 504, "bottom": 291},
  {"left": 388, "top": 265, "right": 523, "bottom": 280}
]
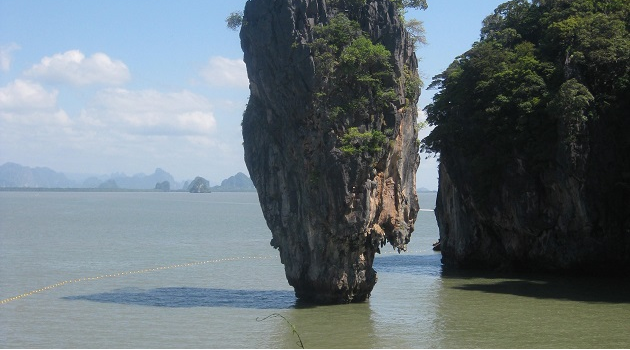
[{"left": 241, "top": 0, "right": 420, "bottom": 303}]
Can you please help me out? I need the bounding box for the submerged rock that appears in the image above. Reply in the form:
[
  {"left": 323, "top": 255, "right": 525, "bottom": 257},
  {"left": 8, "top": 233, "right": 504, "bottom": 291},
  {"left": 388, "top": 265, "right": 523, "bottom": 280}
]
[{"left": 241, "top": 0, "right": 420, "bottom": 303}]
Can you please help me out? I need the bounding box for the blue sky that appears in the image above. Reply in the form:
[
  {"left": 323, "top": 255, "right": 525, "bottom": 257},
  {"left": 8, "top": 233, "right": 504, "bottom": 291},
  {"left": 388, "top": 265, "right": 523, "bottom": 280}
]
[{"left": 0, "top": 0, "right": 505, "bottom": 188}]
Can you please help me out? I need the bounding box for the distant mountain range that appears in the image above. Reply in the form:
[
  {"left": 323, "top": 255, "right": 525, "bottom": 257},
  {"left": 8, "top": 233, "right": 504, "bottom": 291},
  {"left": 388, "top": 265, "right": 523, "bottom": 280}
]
[
  {"left": 89, "top": 168, "right": 178, "bottom": 190},
  {"left": 181, "top": 172, "right": 256, "bottom": 192},
  {"left": 0, "top": 162, "right": 75, "bottom": 188},
  {"left": 0, "top": 162, "right": 432, "bottom": 192},
  {"left": 0, "top": 162, "right": 255, "bottom": 192}
]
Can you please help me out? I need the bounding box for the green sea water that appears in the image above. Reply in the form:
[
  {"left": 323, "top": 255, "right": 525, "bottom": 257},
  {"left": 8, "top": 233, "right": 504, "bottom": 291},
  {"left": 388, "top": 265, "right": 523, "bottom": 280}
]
[{"left": 1, "top": 192, "right": 628, "bottom": 348}]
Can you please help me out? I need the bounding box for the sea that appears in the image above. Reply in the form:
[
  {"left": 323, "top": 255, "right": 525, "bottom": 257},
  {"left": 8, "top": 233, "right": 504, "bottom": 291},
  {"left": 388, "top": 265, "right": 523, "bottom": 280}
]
[{"left": 1, "top": 191, "right": 629, "bottom": 348}]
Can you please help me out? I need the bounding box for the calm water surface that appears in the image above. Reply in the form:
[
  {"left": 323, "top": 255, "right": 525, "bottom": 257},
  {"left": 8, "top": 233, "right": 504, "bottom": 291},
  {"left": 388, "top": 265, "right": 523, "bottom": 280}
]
[{"left": 1, "top": 192, "right": 629, "bottom": 348}]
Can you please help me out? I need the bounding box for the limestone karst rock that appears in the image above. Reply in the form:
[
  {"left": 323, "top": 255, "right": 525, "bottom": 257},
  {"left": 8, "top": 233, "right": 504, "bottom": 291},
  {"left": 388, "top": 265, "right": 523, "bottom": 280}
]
[
  {"left": 424, "top": 1, "right": 630, "bottom": 273},
  {"left": 187, "top": 176, "right": 211, "bottom": 193},
  {"left": 211, "top": 172, "right": 256, "bottom": 192},
  {"left": 241, "top": 0, "right": 420, "bottom": 303},
  {"left": 155, "top": 181, "right": 170, "bottom": 192}
]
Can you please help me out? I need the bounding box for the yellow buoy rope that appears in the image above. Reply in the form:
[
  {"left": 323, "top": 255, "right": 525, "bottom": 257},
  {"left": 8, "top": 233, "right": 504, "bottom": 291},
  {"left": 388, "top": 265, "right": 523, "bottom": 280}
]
[
  {"left": 0, "top": 249, "right": 434, "bottom": 305},
  {"left": 0, "top": 255, "right": 278, "bottom": 305}
]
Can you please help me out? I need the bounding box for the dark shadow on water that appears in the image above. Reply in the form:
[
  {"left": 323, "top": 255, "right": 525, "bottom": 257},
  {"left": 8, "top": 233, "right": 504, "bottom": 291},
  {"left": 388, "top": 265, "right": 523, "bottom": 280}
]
[
  {"left": 63, "top": 287, "right": 297, "bottom": 309},
  {"left": 373, "top": 253, "right": 442, "bottom": 276},
  {"left": 373, "top": 253, "right": 630, "bottom": 304},
  {"left": 442, "top": 268, "right": 630, "bottom": 304}
]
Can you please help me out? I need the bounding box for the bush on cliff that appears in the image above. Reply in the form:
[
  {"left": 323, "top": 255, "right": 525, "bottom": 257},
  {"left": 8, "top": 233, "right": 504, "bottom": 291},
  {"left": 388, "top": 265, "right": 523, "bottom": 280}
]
[
  {"left": 310, "top": 13, "right": 397, "bottom": 122},
  {"left": 340, "top": 127, "right": 388, "bottom": 156},
  {"left": 422, "top": 0, "right": 630, "bottom": 199}
]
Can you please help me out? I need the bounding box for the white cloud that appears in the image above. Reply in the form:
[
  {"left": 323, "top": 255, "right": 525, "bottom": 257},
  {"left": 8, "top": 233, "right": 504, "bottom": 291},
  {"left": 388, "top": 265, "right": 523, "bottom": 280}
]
[
  {"left": 87, "top": 88, "right": 217, "bottom": 136},
  {"left": 0, "top": 86, "right": 227, "bottom": 179},
  {"left": 0, "top": 79, "right": 58, "bottom": 111},
  {"left": 0, "top": 80, "right": 72, "bottom": 154},
  {"left": 25, "top": 50, "right": 130, "bottom": 86},
  {"left": 176, "top": 111, "right": 217, "bottom": 133},
  {"left": 0, "top": 43, "right": 20, "bottom": 72},
  {"left": 2, "top": 109, "right": 72, "bottom": 127},
  {"left": 200, "top": 56, "right": 248, "bottom": 88}
]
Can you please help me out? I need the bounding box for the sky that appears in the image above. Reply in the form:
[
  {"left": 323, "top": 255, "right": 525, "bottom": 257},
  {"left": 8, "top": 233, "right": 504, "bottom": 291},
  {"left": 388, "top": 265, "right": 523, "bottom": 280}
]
[{"left": 0, "top": 0, "right": 505, "bottom": 188}]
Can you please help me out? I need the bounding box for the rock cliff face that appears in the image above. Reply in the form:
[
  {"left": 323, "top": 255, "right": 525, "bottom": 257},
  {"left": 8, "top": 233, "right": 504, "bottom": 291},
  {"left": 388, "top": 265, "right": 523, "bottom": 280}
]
[
  {"left": 436, "top": 130, "right": 630, "bottom": 273},
  {"left": 427, "top": 1, "right": 630, "bottom": 274},
  {"left": 241, "top": 0, "right": 420, "bottom": 303}
]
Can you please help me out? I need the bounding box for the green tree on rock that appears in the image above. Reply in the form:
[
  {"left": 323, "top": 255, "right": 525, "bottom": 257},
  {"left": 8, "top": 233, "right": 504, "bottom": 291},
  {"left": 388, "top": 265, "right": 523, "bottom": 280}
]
[{"left": 423, "top": 0, "right": 630, "bottom": 196}]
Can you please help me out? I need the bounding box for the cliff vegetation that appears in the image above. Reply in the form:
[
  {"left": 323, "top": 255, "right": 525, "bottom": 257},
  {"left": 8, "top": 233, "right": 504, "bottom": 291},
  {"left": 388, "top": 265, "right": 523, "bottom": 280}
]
[{"left": 423, "top": 0, "right": 630, "bottom": 272}]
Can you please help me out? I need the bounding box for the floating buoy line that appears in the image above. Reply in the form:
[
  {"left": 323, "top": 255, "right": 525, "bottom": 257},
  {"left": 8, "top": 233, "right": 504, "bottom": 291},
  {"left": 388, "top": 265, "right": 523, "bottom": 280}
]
[
  {"left": 0, "top": 255, "right": 278, "bottom": 305},
  {"left": 0, "top": 249, "right": 433, "bottom": 305}
]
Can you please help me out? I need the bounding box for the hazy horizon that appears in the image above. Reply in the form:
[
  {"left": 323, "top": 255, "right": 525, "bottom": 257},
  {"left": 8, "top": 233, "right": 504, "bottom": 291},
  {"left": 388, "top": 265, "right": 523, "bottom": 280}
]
[
  {"left": 0, "top": 161, "right": 246, "bottom": 187},
  {"left": 1, "top": 0, "right": 506, "bottom": 192}
]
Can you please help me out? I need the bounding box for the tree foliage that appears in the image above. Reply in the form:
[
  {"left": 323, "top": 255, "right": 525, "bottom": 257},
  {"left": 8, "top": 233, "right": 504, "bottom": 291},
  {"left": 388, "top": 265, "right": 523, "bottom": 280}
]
[
  {"left": 307, "top": 11, "right": 423, "bottom": 158},
  {"left": 405, "top": 18, "right": 427, "bottom": 48},
  {"left": 423, "top": 0, "right": 630, "bottom": 188},
  {"left": 394, "top": 0, "right": 428, "bottom": 49},
  {"left": 392, "top": 0, "right": 428, "bottom": 11},
  {"left": 225, "top": 11, "right": 244, "bottom": 31},
  {"left": 340, "top": 127, "right": 388, "bottom": 155},
  {"left": 310, "top": 14, "right": 397, "bottom": 123}
]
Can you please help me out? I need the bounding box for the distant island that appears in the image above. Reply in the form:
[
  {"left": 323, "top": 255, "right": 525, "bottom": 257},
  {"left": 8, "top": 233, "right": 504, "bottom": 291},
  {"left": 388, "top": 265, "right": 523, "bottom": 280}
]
[
  {"left": 0, "top": 162, "right": 255, "bottom": 192},
  {"left": 186, "top": 177, "right": 211, "bottom": 193},
  {"left": 210, "top": 172, "right": 255, "bottom": 192}
]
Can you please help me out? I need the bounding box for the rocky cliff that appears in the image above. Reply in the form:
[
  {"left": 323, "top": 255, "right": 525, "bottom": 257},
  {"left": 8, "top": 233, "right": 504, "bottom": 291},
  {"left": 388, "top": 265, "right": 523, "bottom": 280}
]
[
  {"left": 424, "top": 1, "right": 630, "bottom": 273},
  {"left": 241, "top": 0, "right": 420, "bottom": 303}
]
